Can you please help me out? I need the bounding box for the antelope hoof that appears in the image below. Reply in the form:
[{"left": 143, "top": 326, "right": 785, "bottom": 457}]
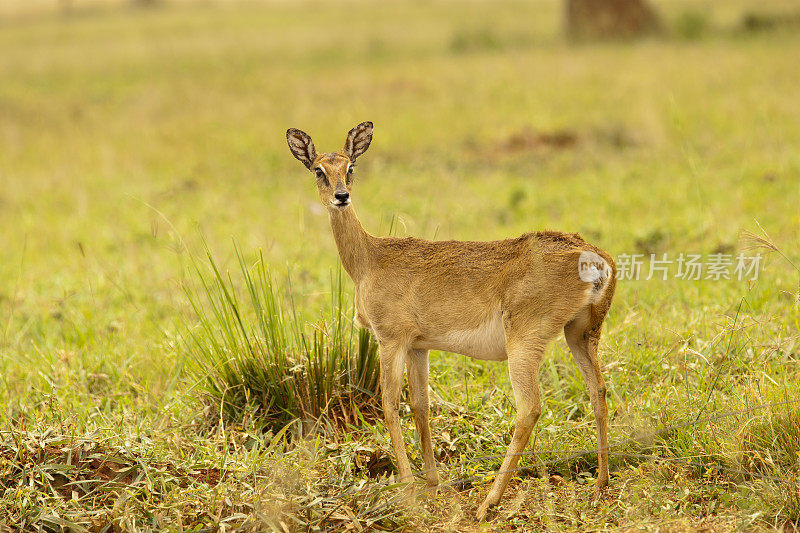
[
  {"left": 593, "top": 478, "right": 609, "bottom": 500},
  {"left": 424, "top": 479, "right": 439, "bottom": 498},
  {"left": 476, "top": 499, "right": 496, "bottom": 521},
  {"left": 399, "top": 482, "right": 418, "bottom": 507},
  {"left": 426, "top": 472, "right": 440, "bottom": 488}
]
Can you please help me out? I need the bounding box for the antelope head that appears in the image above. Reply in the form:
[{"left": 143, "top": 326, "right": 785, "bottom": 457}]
[{"left": 286, "top": 121, "right": 373, "bottom": 211}]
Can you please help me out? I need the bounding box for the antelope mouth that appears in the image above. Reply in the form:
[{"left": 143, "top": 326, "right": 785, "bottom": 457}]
[{"left": 330, "top": 199, "right": 351, "bottom": 208}]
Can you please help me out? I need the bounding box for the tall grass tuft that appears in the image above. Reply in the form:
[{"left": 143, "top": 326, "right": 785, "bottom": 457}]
[
  {"left": 739, "top": 399, "right": 800, "bottom": 476},
  {"left": 182, "top": 241, "right": 380, "bottom": 433}
]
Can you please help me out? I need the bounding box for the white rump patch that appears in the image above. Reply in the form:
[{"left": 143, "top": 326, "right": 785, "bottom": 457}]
[
  {"left": 587, "top": 265, "right": 602, "bottom": 282},
  {"left": 578, "top": 250, "right": 611, "bottom": 285}
]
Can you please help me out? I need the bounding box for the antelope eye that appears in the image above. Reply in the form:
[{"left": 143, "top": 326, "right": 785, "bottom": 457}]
[
  {"left": 347, "top": 166, "right": 354, "bottom": 175},
  {"left": 314, "top": 168, "right": 328, "bottom": 183}
]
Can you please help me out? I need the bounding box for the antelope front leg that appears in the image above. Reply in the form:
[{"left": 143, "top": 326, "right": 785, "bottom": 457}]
[
  {"left": 406, "top": 349, "right": 439, "bottom": 488},
  {"left": 476, "top": 337, "right": 544, "bottom": 520},
  {"left": 378, "top": 340, "right": 414, "bottom": 483}
]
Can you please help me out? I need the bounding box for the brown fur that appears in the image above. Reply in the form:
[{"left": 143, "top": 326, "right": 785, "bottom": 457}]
[{"left": 287, "top": 123, "right": 617, "bottom": 520}]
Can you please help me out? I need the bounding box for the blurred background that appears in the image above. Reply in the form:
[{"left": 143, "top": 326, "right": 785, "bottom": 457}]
[{"left": 2, "top": 0, "right": 798, "bottom": 275}]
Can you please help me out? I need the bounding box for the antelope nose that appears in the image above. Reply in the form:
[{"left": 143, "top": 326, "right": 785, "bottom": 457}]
[{"left": 334, "top": 191, "right": 350, "bottom": 202}]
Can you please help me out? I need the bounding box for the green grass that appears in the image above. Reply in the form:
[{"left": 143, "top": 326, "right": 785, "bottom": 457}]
[
  {"left": 183, "top": 241, "right": 380, "bottom": 431},
  {"left": 1, "top": 0, "right": 800, "bottom": 530}
]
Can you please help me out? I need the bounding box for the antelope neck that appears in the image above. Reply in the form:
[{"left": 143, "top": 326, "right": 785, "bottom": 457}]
[{"left": 328, "top": 205, "right": 374, "bottom": 282}]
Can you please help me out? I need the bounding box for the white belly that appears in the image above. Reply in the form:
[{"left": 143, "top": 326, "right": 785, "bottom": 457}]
[{"left": 412, "top": 313, "right": 508, "bottom": 361}]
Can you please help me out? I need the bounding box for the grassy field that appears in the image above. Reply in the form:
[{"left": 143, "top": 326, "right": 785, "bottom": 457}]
[{"left": 1, "top": 0, "right": 800, "bottom": 530}]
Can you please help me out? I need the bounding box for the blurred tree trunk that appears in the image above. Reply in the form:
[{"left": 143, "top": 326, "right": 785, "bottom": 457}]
[{"left": 565, "top": 0, "right": 661, "bottom": 40}]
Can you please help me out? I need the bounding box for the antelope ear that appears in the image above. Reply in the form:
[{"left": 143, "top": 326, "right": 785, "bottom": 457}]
[
  {"left": 286, "top": 128, "right": 317, "bottom": 170},
  {"left": 343, "top": 121, "right": 373, "bottom": 161}
]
